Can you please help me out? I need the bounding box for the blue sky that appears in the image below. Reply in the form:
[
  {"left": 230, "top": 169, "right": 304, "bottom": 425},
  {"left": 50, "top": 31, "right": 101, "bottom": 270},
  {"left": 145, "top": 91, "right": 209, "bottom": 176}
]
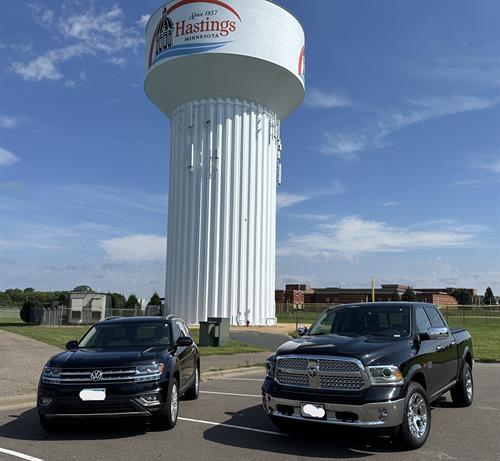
[{"left": 1, "top": 0, "right": 499, "bottom": 299}]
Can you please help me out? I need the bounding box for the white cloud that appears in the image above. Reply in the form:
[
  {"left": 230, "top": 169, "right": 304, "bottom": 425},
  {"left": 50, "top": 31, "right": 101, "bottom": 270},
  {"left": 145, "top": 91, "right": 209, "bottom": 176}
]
[
  {"left": 0, "top": 115, "right": 21, "bottom": 129},
  {"left": 0, "top": 147, "right": 21, "bottom": 167},
  {"left": 105, "top": 57, "right": 127, "bottom": 67},
  {"left": 376, "top": 201, "right": 400, "bottom": 208},
  {"left": 278, "top": 216, "right": 479, "bottom": 258},
  {"left": 29, "top": 3, "right": 54, "bottom": 27},
  {"left": 137, "top": 14, "right": 151, "bottom": 27},
  {"left": 304, "top": 88, "right": 351, "bottom": 110},
  {"left": 11, "top": 5, "right": 140, "bottom": 82},
  {"left": 277, "top": 180, "right": 346, "bottom": 210},
  {"left": 317, "top": 95, "right": 500, "bottom": 159},
  {"left": 100, "top": 235, "right": 167, "bottom": 261}
]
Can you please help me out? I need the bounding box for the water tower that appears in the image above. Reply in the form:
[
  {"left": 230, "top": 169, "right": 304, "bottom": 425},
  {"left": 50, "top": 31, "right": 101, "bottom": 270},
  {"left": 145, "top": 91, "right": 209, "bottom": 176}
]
[{"left": 144, "top": 0, "right": 305, "bottom": 325}]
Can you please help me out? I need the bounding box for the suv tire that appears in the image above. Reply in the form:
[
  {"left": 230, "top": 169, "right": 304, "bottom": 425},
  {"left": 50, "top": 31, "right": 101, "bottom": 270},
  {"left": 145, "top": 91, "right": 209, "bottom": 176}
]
[
  {"left": 395, "top": 382, "right": 431, "bottom": 450},
  {"left": 151, "top": 377, "right": 179, "bottom": 430},
  {"left": 450, "top": 362, "right": 473, "bottom": 407},
  {"left": 184, "top": 365, "right": 200, "bottom": 400}
]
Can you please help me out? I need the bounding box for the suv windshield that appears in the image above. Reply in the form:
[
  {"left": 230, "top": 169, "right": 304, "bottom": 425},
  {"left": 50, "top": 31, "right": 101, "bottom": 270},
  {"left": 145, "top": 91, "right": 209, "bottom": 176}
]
[
  {"left": 78, "top": 322, "right": 171, "bottom": 348},
  {"left": 308, "top": 305, "right": 410, "bottom": 338}
]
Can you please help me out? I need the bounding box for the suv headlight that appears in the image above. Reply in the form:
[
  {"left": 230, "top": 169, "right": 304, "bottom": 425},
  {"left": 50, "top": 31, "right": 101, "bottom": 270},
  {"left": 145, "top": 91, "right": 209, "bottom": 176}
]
[
  {"left": 266, "top": 355, "right": 275, "bottom": 379},
  {"left": 135, "top": 363, "right": 164, "bottom": 382},
  {"left": 367, "top": 365, "right": 404, "bottom": 386},
  {"left": 42, "top": 367, "right": 61, "bottom": 384}
]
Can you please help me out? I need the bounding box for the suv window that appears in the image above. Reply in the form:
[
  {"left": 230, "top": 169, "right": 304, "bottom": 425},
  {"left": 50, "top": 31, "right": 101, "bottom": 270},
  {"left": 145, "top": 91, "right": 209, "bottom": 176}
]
[
  {"left": 179, "top": 321, "right": 191, "bottom": 338},
  {"left": 424, "top": 307, "right": 446, "bottom": 328},
  {"left": 171, "top": 322, "right": 182, "bottom": 343},
  {"left": 415, "top": 307, "right": 432, "bottom": 334}
]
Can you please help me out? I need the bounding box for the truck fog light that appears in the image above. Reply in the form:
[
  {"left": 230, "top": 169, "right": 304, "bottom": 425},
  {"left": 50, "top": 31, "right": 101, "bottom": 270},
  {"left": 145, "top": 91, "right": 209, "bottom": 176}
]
[
  {"left": 139, "top": 394, "right": 161, "bottom": 406},
  {"left": 378, "top": 408, "right": 388, "bottom": 420},
  {"left": 39, "top": 397, "right": 53, "bottom": 407}
]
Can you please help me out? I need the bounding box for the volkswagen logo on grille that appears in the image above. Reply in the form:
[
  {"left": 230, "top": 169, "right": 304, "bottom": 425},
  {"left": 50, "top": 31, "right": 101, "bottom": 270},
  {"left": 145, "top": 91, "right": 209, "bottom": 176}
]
[
  {"left": 308, "top": 366, "right": 319, "bottom": 377},
  {"left": 90, "top": 370, "right": 103, "bottom": 382}
]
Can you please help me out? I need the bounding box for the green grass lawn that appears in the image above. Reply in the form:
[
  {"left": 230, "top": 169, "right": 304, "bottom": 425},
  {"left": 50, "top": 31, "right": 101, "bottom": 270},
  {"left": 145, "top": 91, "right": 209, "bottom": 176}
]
[{"left": 0, "top": 321, "right": 266, "bottom": 356}]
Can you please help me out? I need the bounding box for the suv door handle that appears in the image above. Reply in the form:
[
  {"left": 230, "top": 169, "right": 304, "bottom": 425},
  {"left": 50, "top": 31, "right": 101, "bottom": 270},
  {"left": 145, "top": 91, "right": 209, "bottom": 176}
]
[
  {"left": 436, "top": 345, "right": 444, "bottom": 351},
  {"left": 450, "top": 341, "right": 456, "bottom": 346}
]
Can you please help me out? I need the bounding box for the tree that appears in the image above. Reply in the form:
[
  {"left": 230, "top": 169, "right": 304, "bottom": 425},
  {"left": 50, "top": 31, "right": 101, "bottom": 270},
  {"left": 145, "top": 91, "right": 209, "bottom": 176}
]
[
  {"left": 401, "top": 287, "right": 416, "bottom": 302},
  {"left": 125, "top": 294, "right": 139, "bottom": 309},
  {"left": 452, "top": 289, "right": 472, "bottom": 305},
  {"left": 20, "top": 300, "right": 37, "bottom": 323},
  {"left": 149, "top": 292, "right": 161, "bottom": 306},
  {"left": 391, "top": 289, "right": 401, "bottom": 301},
  {"left": 484, "top": 287, "right": 496, "bottom": 305},
  {"left": 110, "top": 292, "right": 126, "bottom": 309}
]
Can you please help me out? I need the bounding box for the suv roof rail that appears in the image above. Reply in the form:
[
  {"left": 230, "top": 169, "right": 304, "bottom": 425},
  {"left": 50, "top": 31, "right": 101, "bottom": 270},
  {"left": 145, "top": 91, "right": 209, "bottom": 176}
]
[{"left": 104, "top": 316, "right": 123, "bottom": 321}]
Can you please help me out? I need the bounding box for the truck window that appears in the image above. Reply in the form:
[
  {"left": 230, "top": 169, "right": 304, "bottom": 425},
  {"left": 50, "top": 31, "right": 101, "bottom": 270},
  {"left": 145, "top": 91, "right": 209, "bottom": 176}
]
[
  {"left": 424, "top": 307, "right": 446, "bottom": 328},
  {"left": 415, "top": 307, "right": 432, "bottom": 334}
]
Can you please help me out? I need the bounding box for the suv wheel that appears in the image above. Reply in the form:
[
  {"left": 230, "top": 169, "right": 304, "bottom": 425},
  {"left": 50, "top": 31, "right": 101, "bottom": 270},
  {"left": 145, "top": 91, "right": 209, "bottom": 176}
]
[
  {"left": 395, "top": 382, "right": 431, "bottom": 450},
  {"left": 151, "top": 377, "right": 179, "bottom": 430},
  {"left": 184, "top": 365, "right": 200, "bottom": 400},
  {"left": 450, "top": 362, "right": 473, "bottom": 407}
]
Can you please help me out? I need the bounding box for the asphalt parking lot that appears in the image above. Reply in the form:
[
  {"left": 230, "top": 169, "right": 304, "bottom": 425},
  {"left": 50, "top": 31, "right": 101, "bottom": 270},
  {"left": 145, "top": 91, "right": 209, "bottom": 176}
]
[{"left": 0, "top": 363, "right": 499, "bottom": 461}]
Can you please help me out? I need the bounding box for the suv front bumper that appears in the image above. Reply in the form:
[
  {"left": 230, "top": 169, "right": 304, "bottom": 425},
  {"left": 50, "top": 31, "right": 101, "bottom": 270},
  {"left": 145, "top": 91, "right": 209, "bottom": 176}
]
[{"left": 262, "top": 392, "right": 405, "bottom": 428}]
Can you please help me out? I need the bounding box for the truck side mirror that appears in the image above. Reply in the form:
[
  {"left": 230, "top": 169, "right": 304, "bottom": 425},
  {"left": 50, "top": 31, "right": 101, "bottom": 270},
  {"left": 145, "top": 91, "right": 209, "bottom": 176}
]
[
  {"left": 176, "top": 336, "right": 194, "bottom": 347},
  {"left": 427, "top": 327, "right": 449, "bottom": 340},
  {"left": 297, "top": 326, "right": 308, "bottom": 337}
]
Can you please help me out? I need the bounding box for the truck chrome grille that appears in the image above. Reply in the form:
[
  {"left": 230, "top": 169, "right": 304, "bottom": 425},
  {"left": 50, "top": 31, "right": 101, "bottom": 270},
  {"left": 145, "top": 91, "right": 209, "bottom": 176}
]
[{"left": 275, "top": 356, "right": 369, "bottom": 391}]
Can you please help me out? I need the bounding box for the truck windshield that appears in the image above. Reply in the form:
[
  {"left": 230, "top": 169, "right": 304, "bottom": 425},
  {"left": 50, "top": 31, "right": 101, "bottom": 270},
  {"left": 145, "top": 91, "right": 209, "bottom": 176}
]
[
  {"left": 308, "top": 305, "right": 410, "bottom": 338},
  {"left": 78, "top": 322, "right": 171, "bottom": 348}
]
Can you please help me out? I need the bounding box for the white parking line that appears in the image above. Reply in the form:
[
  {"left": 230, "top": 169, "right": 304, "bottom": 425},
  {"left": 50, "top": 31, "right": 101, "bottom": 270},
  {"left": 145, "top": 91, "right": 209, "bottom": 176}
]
[
  {"left": 200, "top": 391, "right": 261, "bottom": 398},
  {"left": 178, "top": 417, "right": 286, "bottom": 437},
  {"left": 0, "top": 448, "right": 46, "bottom": 461}
]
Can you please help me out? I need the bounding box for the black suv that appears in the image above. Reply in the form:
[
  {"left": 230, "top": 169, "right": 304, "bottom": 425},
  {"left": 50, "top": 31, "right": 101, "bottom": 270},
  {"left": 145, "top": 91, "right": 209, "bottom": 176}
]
[{"left": 37, "top": 315, "right": 199, "bottom": 431}]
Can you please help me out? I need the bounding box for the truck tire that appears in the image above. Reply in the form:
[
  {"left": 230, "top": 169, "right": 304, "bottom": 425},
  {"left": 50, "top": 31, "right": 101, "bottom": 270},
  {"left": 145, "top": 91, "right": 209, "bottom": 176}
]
[
  {"left": 184, "top": 365, "right": 200, "bottom": 400},
  {"left": 151, "top": 377, "right": 179, "bottom": 430},
  {"left": 450, "top": 362, "right": 473, "bottom": 407},
  {"left": 395, "top": 382, "right": 431, "bottom": 450}
]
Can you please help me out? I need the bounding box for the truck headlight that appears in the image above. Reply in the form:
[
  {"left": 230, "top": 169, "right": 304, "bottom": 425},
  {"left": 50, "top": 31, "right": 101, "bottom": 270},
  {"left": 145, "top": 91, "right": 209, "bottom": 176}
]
[
  {"left": 42, "top": 367, "right": 61, "bottom": 384},
  {"left": 266, "top": 355, "right": 275, "bottom": 379},
  {"left": 135, "top": 363, "right": 164, "bottom": 382},
  {"left": 367, "top": 365, "right": 404, "bottom": 386}
]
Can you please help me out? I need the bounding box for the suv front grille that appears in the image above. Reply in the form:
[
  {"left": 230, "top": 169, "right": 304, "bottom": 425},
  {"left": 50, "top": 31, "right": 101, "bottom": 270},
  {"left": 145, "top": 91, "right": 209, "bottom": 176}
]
[
  {"left": 57, "top": 367, "right": 136, "bottom": 384},
  {"left": 275, "top": 356, "right": 369, "bottom": 391}
]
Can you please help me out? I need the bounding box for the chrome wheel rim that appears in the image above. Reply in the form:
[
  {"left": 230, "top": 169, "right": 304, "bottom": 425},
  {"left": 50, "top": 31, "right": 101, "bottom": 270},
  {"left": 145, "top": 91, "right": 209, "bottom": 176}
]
[
  {"left": 407, "top": 393, "right": 428, "bottom": 439},
  {"left": 465, "top": 368, "right": 473, "bottom": 401},
  {"left": 195, "top": 368, "right": 199, "bottom": 395},
  {"left": 170, "top": 384, "right": 178, "bottom": 421}
]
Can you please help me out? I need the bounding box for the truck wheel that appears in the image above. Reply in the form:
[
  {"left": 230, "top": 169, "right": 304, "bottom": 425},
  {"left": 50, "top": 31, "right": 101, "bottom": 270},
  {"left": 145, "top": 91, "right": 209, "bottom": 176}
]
[
  {"left": 450, "top": 362, "right": 473, "bottom": 407},
  {"left": 184, "top": 365, "right": 200, "bottom": 400},
  {"left": 395, "top": 382, "right": 431, "bottom": 450},
  {"left": 151, "top": 377, "right": 179, "bottom": 430},
  {"left": 39, "top": 413, "right": 59, "bottom": 432}
]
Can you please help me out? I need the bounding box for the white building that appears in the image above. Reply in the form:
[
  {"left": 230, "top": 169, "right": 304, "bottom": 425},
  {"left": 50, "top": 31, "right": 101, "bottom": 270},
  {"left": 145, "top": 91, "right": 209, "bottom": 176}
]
[{"left": 68, "top": 291, "right": 112, "bottom": 323}]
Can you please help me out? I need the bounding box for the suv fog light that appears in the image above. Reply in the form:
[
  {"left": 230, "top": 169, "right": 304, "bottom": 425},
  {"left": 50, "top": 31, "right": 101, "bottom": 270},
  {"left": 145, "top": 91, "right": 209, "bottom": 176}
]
[
  {"left": 39, "top": 397, "right": 53, "bottom": 407},
  {"left": 138, "top": 394, "right": 161, "bottom": 406}
]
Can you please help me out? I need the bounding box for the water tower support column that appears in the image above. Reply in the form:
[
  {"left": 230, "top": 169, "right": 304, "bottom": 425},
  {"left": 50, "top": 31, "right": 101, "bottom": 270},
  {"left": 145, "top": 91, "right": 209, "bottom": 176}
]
[{"left": 166, "top": 98, "right": 279, "bottom": 325}]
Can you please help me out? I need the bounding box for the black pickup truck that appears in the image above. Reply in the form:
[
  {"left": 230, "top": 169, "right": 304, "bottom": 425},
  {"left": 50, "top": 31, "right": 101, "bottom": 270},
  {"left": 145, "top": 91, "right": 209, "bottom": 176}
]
[
  {"left": 37, "top": 315, "right": 200, "bottom": 431},
  {"left": 262, "top": 302, "right": 473, "bottom": 449}
]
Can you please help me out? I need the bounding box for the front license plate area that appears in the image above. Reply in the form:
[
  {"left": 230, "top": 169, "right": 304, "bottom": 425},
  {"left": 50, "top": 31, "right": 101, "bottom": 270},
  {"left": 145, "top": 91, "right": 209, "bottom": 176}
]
[
  {"left": 79, "top": 388, "right": 106, "bottom": 401},
  {"left": 301, "top": 403, "right": 326, "bottom": 419}
]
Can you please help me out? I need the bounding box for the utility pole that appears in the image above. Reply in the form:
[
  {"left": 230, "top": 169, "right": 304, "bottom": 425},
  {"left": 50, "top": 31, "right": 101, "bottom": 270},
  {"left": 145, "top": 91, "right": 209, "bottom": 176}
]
[{"left": 372, "top": 275, "right": 375, "bottom": 302}]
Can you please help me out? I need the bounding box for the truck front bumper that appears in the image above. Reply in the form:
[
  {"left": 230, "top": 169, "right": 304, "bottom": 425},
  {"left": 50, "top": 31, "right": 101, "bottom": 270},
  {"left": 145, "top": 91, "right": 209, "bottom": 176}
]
[{"left": 262, "top": 392, "right": 405, "bottom": 428}]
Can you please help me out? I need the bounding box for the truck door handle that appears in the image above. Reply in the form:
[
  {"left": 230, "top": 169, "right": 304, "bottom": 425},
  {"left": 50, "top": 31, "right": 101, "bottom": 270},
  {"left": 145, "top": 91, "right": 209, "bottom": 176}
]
[{"left": 436, "top": 345, "right": 444, "bottom": 351}]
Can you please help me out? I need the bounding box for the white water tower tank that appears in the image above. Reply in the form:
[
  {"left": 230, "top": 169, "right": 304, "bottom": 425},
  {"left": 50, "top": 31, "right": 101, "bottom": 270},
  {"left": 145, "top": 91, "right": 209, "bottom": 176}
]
[{"left": 144, "top": 0, "right": 305, "bottom": 325}]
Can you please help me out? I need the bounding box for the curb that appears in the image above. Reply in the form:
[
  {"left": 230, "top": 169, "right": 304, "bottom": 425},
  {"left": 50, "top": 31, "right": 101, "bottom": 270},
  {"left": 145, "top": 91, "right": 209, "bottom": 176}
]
[
  {"left": 202, "top": 365, "right": 265, "bottom": 381},
  {"left": 474, "top": 358, "right": 500, "bottom": 364}
]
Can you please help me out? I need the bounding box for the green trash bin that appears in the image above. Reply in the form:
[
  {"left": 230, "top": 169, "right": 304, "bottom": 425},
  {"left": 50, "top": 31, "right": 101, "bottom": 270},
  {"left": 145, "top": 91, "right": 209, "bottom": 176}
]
[{"left": 198, "top": 317, "right": 230, "bottom": 347}]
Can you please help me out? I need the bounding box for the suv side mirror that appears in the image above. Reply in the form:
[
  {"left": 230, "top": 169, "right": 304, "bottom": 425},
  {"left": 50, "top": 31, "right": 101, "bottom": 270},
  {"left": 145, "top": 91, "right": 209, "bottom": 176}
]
[
  {"left": 176, "top": 336, "right": 194, "bottom": 347},
  {"left": 297, "top": 326, "right": 308, "bottom": 337},
  {"left": 65, "top": 340, "right": 79, "bottom": 350},
  {"left": 427, "top": 327, "right": 449, "bottom": 340}
]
